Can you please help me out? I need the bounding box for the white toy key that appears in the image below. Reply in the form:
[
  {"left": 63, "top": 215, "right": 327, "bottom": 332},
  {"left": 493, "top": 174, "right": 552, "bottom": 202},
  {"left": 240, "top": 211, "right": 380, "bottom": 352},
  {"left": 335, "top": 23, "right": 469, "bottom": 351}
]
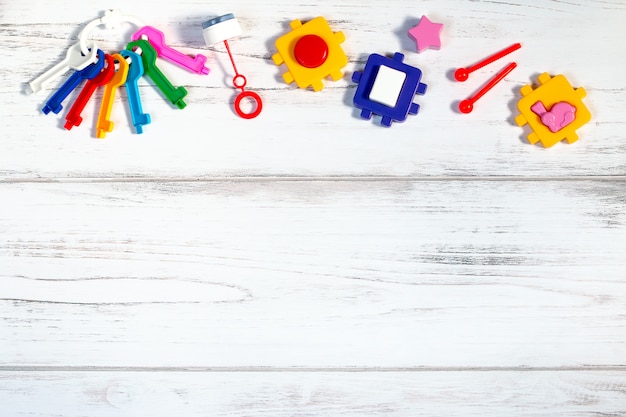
[{"left": 25, "top": 42, "right": 97, "bottom": 95}]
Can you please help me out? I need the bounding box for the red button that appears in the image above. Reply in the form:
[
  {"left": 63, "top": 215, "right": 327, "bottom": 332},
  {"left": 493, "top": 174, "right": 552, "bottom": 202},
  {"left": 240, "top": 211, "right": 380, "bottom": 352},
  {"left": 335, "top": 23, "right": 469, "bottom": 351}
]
[{"left": 294, "top": 34, "right": 328, "bottom": 68}]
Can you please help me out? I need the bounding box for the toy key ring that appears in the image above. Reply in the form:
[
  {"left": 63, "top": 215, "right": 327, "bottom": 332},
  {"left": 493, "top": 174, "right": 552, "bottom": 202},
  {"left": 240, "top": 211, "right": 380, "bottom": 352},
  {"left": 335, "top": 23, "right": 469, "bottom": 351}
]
[
  {"left": 79, "top": 9, "right": 145, "bottom": 56},
  {"left": 202, "top": 14, "right": 263, "bottom": 119}
]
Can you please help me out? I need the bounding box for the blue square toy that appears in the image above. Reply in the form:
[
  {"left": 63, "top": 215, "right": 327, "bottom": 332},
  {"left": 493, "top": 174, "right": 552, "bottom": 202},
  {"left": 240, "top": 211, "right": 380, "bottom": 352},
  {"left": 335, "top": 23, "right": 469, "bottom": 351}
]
[{"left": 352, "top": 52, "right": 427, "bottom": 127}]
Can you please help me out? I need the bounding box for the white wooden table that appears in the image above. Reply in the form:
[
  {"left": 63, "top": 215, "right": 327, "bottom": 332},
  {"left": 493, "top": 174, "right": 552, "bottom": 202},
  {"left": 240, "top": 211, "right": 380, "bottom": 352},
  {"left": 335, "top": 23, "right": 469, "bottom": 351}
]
[{"left": 2, "top": 0, "right": 625, "bottom": 415}]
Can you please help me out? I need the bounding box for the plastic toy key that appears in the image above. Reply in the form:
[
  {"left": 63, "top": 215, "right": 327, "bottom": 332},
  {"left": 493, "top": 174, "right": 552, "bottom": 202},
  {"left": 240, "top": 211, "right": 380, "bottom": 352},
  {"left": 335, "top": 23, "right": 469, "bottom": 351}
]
[
  {"left": 64, "top": 54, "right": 115, "bottom": 130},
  {"left": 120, "top": 50, "right": 151, "bottom": 133},
  {"left": 126, "top": 39, "right": 188, "bottom": 109},
  {"left": 26, "top": 42, "right": 98, "bottom": 95},
  {"left": 132, "top": 26, "right": 210, "bottom": 75},
  {"left": 42, "top": 50, "right": 105, "bottom": 115},
  {"left": 96, "top": 54, "right": 129, "bottom": 138}
]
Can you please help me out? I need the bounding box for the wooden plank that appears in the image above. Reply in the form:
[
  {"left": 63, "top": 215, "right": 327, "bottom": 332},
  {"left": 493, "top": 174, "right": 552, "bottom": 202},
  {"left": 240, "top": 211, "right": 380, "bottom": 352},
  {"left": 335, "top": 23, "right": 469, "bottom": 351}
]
[
  {"left": 1, "top": 370, "right": 625, "bottom": 416},
  {"left": 2, "top": 0, "right": 625, "bottom": 179},
  {"left": 1, "top": 179, "right": 625, "bottom": 367}
]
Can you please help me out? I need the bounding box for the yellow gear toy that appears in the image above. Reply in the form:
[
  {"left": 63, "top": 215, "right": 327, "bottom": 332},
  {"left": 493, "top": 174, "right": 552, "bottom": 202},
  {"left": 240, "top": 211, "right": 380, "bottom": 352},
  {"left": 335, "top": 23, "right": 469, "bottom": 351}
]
[
  {"left": 515, "top": 73, "right": 591, "bottom": 148},
  {"left": 272, "top": 17, "right": 348, "bottom": 91}
]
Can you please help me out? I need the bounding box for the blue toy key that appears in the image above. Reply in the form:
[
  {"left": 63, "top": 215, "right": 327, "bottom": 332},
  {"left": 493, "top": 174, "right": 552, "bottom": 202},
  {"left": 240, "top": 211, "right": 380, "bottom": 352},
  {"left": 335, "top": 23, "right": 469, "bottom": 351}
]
[
  {"left": 42, "top": 50, "right": 105, "bottom": 115},
  {"left": 120, "top": 50, "right": 151, "bottom": 133}
]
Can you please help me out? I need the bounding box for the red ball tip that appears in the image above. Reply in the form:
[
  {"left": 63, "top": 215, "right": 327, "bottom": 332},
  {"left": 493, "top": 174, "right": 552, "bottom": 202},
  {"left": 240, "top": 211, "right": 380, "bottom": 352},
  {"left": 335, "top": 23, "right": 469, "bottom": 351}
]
[
  {"left": 454, "top": 68, "right": 469, "bottom": 82},
  {"left": 459, "top": 100, "right": 473, "bottom": 114}
]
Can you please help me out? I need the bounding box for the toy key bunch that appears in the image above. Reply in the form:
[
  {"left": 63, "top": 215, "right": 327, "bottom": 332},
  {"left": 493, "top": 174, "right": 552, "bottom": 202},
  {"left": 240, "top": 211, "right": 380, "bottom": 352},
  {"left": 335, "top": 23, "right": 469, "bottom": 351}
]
[
  {"left": 25, "top": 10, "right": 591, "bottom": 148},
  {"left": 25, "top": 10, "right": 261, "bottom": 138}
]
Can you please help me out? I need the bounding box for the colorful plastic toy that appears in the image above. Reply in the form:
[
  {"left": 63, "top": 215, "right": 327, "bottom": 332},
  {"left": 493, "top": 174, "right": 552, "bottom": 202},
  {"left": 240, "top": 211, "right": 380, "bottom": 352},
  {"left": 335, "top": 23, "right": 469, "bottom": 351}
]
[
  {"left": 65, "top": 53, "right": 116, "bottom": 130},
  {"left": 459, "top": 62, "right": 517, "bottom": 114},
  {"left": 453, "top": 43, "right": 520, "bottom": 114},
  {"left": 530, "top": 101, "right": 576, "bottom": 133},
  {"left": 202, "top": 13, "right": 263, "bottom": 119},
  {"left": 352, "top": 52, "right": 427, "bottom": 127},
  {"left": 454, "top": 43, "right": 521, "bottom": 82},
  {"left": 132, "top": 26, "right": 210, "bottom": 75},
  {"left": 96, "top": 53, "right": 129, "bottom": 138},
  {"left": 407, "top": 15, "right": 443, "bottom": 53},
  {"left": 42, "top": 50, "right": 105, "bottom": 115},
  {"left": 25, "top": 9, "right": 206, "bottom": 138},
  {"left": 272, "top": 16, "right": 348, "bottom": 91},
  {"left": 120, "top": 50, "right": 151, "bottom": 133},
  {"left": 126, "top": 39, "right": 188, "bottom": 109},
  {"left": 515, "top": 73, "right": 591, "bottom": 147},
  {"left": 78, "top": 9, "right": 144, "bottom": 56},
  {"left": 25, "top": 42, "right": 98, "bottom": 95}
]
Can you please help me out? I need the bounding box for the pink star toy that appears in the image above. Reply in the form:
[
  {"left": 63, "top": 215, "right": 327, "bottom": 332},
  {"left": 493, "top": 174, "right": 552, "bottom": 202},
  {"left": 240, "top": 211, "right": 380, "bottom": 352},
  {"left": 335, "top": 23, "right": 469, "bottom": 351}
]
[{"left": 408, "top": 15, "right": 443, "bottom": 53}]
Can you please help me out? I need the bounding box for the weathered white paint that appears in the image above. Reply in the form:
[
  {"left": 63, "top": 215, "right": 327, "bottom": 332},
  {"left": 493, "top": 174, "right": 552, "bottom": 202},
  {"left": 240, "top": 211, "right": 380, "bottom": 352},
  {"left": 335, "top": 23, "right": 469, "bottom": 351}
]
[
  {"left": 1, "top": 0, "right": 625, "bottom": 179},
  {"left": 1, "top": 180, "right": 625, "bottom": 369},
  {"left": 1, "top": 0, "right": 625, "bottom": 415},
  {"left": 1, "top": 371, "right": 625, "bottom": 417}
]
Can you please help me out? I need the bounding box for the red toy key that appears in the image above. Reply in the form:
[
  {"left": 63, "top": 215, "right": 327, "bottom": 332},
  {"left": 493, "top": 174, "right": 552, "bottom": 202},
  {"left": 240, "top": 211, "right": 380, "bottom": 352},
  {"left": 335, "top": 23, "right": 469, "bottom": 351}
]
[{"left": 65, "top": 54, "right": 115, "bottom": 130}]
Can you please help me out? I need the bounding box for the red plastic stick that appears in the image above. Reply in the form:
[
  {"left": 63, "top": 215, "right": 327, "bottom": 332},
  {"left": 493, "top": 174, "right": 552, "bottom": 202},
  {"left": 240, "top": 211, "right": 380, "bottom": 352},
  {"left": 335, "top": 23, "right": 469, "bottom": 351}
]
[
  {"left": 455, "top": 43, "right": 521, "bottom": 82},
  {"left": 223, "top": 40, "right": 240, "bottom": 85},
  {"left": 459, "top": 62, "right": 517, "bottom": 114}
]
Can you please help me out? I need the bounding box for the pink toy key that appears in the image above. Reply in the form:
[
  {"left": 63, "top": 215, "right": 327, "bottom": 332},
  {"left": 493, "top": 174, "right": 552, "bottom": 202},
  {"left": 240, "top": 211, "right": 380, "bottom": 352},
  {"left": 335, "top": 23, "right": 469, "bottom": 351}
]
[{"left": 132, "top": 26, "right": 210, "bottom": 75}]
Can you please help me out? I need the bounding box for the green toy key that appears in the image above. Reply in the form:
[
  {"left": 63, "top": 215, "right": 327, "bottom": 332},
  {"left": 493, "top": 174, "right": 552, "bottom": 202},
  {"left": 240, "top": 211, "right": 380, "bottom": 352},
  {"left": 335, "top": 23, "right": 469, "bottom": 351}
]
[{"left": 125, "top": 39, "right": 187, "bottom": 109}]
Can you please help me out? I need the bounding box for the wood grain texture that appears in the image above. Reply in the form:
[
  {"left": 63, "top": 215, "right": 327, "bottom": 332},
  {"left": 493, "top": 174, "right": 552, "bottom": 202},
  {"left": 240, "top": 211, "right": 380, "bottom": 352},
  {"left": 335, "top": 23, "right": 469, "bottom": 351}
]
[
  {"left": 2, "top": 0, "right": 626, "bottom": 414},
  {"left": 1, "top": 0, "right": 625, "bottom": 179},
  {"left": 1, "top": 371, "right": 625, "bottom": 417},
  {"left": 1, "top": 180, "right": 624, "bottom": 367}
]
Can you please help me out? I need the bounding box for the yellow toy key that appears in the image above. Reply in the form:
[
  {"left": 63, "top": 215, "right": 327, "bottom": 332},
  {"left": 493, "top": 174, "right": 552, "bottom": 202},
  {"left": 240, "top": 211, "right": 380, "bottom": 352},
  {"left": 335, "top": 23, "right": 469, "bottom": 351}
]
[{"left": 96, "top": 53, "right": 129, "bottom": 138}]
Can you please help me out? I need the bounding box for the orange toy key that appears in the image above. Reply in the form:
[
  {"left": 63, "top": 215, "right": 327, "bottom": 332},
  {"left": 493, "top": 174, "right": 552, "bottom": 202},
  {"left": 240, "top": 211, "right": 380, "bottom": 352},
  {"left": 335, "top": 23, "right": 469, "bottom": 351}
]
[{"left": 96, "top": 53, "right": 129, "bottom": 138}]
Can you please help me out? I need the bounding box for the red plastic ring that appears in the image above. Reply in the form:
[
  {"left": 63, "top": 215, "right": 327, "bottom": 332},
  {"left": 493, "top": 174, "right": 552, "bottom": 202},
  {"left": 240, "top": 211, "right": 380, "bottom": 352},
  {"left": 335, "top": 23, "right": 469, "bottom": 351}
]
[
  {"left": 234, "top": 90, "right": 263, "bottom": 119},
  {"left": 233, "top": 74, "right": 247, "bottom": 90}
]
